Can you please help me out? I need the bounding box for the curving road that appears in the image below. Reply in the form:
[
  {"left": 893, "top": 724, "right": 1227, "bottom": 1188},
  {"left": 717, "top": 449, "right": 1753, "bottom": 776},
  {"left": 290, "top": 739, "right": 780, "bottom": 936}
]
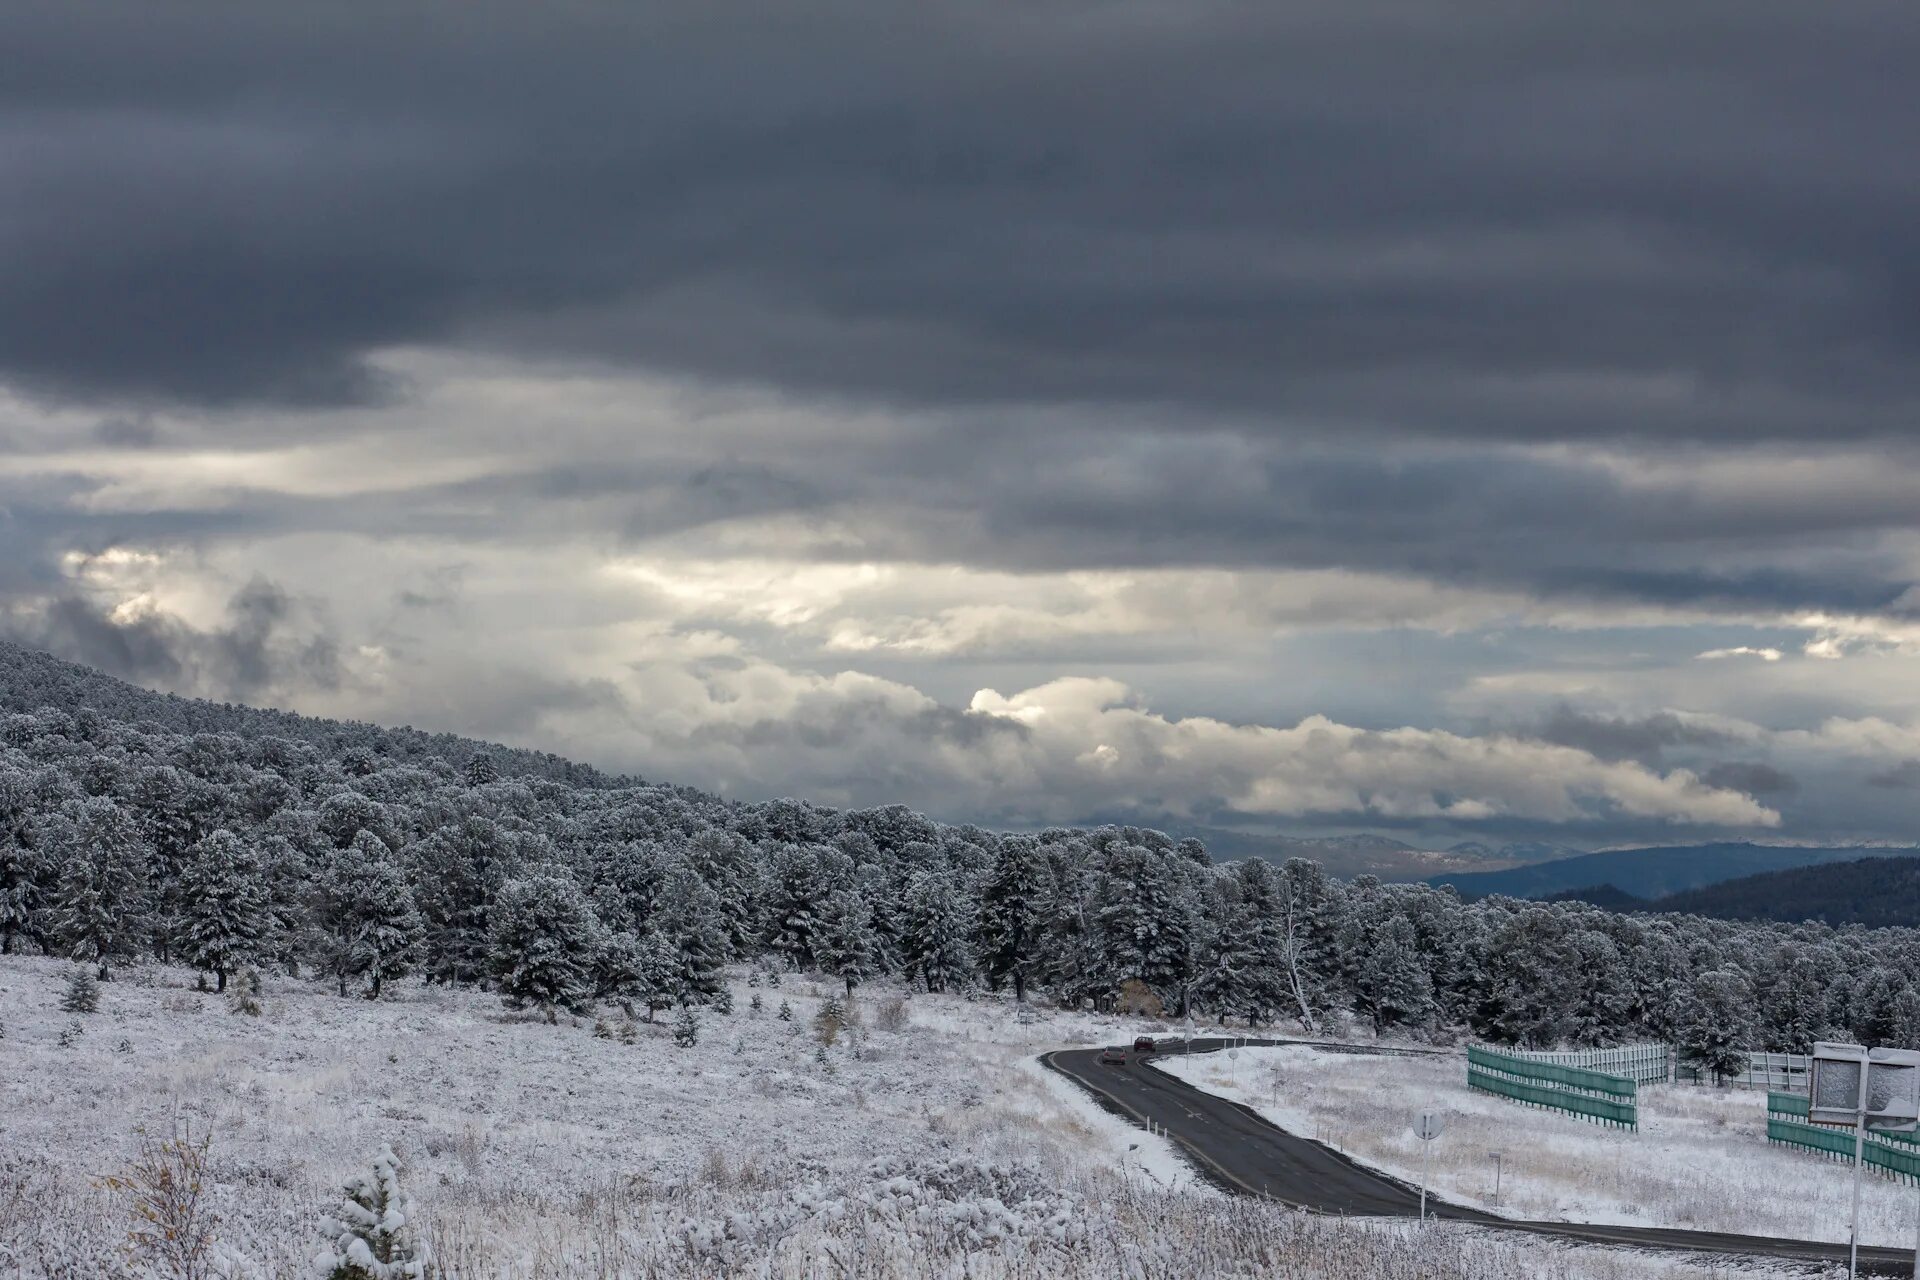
[{"left": 1045, "top": 1038, "right": 1913, "bottom": 1276}]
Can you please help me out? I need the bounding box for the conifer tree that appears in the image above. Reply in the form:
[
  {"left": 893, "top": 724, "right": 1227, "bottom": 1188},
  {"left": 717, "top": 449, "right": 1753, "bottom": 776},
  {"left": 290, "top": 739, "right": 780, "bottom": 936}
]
[
  {"left": 311, "top": 1143, "right": 427, "bottom": 1279},
  {"left": 1094, "top": 843, "right": 1191, "bottom": 1010},
  {"left": 1358, "top": 916, "right": 1434, "bottom": 1032},
  {"left": 656, "top": 867, "right": 728, "bottom": 1006},
  {"left": 487, "top": 874, "right": 599, "bottom": 1022},
  {"left": 902, "top": 872, "right": 974, "bottom": 993},
  {"left": 673, "top": 1005, "right": 699, "bottom": 1048},
  {"left": 0, "top": 766, "right": 47, "bottom": 956},
  {"left": 1676, "top": 968, "right": 1756, "bottom": 1085},
  {"left": 61, "top": 966, "right": 100, "bottom": 1013},
  {"left": 179, "top": 830, "right": 273, "bottom": 992},
  {"left": 976, "top": 838, "right": 1045, "bottom": 1002},
  {"left": 814, "top": 890, "right": 881, "bottom": 997},
  {"left": 47, "top": 798, "right": 152, "bottom": 979},
  {"left": 311, "top": 832, "right": 425, "bottom": 999},
  {"left": 409, "top": 817, "right": 514, "bottom": 985}
]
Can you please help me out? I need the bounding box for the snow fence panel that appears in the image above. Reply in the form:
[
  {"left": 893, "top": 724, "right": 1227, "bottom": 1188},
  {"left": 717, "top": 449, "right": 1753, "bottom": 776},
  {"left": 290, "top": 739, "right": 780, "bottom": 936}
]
[
  {"left": 1504, "top": 1042, "right": 1672, "bottom": 1085},
  {"left": 1765, "top": 1115, "right": 1920, "bottom": 1185},
  {"left": 1467, "top": 1046, "right": 1638, "bottom": 1099},
  {"left": 1465, "top": 1048, "right": 1638, "bottom": 1130}
]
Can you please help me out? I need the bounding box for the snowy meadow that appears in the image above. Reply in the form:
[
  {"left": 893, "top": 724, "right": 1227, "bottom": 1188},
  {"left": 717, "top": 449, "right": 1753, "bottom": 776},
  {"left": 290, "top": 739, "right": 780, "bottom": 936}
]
[{"left": 0, "top": 956, "right": 1806, "bottom": 1280}]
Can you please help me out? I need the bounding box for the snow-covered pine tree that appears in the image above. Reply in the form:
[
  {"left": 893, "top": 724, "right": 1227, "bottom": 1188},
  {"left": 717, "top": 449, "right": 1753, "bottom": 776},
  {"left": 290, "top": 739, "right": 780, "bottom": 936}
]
[
  {"left": 1757, "top": 947, "right": 1832, "bottom": 1051},
  {"left": 1676, "top": 968, "right": 1756, "bottom": 1085},
  {"left": 672, "top": 1005, "right": 698, "bottom": 1048},
  {"left": 0, "top": 765, "right": 48, "bottom": 956},
  {"left": 1093, "top": 843, "right": 1190, "bottom": 1010},
  {"left": 462, "top": 753, "right": 498, "bottom": 787},
  {"left": 761, "top": 844, "right": 830, "bottom": 969},
  {"left": 656, "top": 866, "right": 728, "bottom": 1006},
  {"left": 976, "top": 837, "right": 1045, "bottom": 1002},
  {"left": 408, "top": 817, "right": 514, "bottom": 986},
  {"left": 1358, "top": 915, "right": 1434, "bottom": 1033},
  {"left": 487, "top": 874, "right": 599, "bottom": 1022},
  {"left": 179, "top": 830, "right": 272, "bottom": 992},
  {"left": 686, "top": 827, "right": 758, "bottom": 957},
  {"left": 901, "top": 872, "right": 974, "bottom": 993},
  {"left": 813, "top": 890, "right": 880, "bottom": 997},
  {"left": 46, "top": 797, "right": 153, "bottom": 979},
  {"left": 590, "top": 925, "right": 678, "bottom": 1021},
  {"left": 311, "top": 1143, "right": 427, "bottom": 1280},
  {"left": 310, "top": 832, "right": 425, "bottom": 999}
]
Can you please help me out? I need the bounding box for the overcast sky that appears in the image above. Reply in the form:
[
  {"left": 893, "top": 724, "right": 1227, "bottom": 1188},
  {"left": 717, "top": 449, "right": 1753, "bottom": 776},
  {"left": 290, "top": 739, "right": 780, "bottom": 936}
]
[{"left": 4, "top": 1, "right": 1919, "bottom": 847}]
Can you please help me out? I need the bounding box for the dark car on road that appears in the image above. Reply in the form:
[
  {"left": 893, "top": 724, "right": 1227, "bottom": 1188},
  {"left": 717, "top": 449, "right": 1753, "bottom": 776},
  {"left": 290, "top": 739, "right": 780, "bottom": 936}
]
[
  {"left": 1099, "top": 1045, "right": 1128, "bottom": 1065},
  {"left": 1133, "top": 1035, "right": 1156, "bottom": 1055}
]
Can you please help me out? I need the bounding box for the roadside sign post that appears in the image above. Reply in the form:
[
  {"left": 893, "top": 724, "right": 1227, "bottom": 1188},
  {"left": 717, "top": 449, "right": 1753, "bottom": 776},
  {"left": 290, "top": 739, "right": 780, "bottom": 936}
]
[
  {"left": 1413, "top": 1111, "right": 1445, "bottom": 1221},
  {"left": 1809, "top": 1041, "right": 1920, "bottom": 1280},
  {"left": 1488, "top": 1151, "right": 1503, "bottom": 1208}
]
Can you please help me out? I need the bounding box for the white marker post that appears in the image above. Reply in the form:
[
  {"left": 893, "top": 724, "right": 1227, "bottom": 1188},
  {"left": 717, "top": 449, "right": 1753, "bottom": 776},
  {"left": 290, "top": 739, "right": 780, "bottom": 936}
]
[
  {"left": 1413, "top": 1111, "right": 1446, "bottom": 1221},
  {"left": 1488, "top": 1150, "right": 1503, "bottom": 1208}
]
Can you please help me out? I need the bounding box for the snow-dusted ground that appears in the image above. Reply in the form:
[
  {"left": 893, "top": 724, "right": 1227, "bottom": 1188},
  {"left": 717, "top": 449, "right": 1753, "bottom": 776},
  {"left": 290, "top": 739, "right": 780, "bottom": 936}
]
[
  {"left": 0, "top": 956, "right": 1809, "bottom": 1278},
  {"left": 1161, "top": 1042, "right": 1920, "bottom": 1248}
]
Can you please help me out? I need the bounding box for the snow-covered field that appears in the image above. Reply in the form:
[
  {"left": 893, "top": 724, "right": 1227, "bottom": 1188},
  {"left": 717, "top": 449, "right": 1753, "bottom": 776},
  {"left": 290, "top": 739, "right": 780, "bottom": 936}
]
[
  {"left": 1161, "top": 1042, "right": 1920, "bottom": 1248},
  {"left": 0, "top": 955, "right": 1808, "bottom": 1278}
]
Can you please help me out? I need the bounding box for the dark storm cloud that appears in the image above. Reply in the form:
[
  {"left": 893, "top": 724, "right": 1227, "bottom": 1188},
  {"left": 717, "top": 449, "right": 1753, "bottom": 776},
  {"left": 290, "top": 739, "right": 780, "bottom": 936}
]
[
  {"left": 3, "top": 0, "right": 1917, "bottom": 444},
  {"left": 1529, "top": 706, "right": 1732, "bottom": 764},
  {"left": 1702, "top": 761, "right": 1799, "bottom": 797},
  {"left": 1869, "top": 760, "right": 1920, "bottom": 790}
]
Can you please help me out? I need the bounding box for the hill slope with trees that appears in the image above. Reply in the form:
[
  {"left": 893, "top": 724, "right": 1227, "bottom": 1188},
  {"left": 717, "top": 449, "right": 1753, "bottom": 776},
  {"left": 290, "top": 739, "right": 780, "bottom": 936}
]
[{"left": 4, "top": 640, "right": 1920, "bottom": 1070}]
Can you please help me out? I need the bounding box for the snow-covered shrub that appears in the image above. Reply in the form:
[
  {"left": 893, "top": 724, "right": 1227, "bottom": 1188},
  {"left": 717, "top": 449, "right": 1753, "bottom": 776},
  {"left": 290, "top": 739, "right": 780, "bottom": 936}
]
[
  {"left": 673, "top": 1006, "right": 698, "bottom": 1048},
  {"left": 777, "top": 998, "right": 793, "bottom": 1022},
  {"left": 310, "top": 1143, "right": 427, "bottom": 1280},
  {"left": 228, "top": 967, "right": 263, "bottom": 1017},
  {"left": 814, "top": 994, "right": 845, "bottom": 1046},
  {"left": 61, "top": 966, "right": 99, "bottom": 1013},
  {"left": 56, "top": 1019, "right": 81, "bottom": 1047}
]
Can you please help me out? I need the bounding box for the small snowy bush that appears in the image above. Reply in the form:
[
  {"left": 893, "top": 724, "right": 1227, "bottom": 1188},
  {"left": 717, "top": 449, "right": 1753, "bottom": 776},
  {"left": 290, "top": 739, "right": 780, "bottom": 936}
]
[
  {"left": 228, "top": 968, "right": 263, "bottom": 1017},
  {"left": 311, "top": 1143, "right": 427, "bottom": 1280},
  {"left": 673, "top": 1006, "right": 698, "bottom": 1048}
]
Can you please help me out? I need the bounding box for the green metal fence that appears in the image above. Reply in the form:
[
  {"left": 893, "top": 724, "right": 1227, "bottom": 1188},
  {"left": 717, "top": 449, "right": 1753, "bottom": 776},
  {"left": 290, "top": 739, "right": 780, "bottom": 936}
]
[
  {"left": 1467, "top": 1046, "right": 1638, "bottom": 1130},
  {"left": 1764, "top": 1094, "right": 1920, "bottom": 1183}
]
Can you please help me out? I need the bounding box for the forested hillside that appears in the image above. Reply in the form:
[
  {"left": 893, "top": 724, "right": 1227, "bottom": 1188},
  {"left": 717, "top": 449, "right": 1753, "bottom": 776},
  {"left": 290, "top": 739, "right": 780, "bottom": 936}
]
[
  {"left": 1429, "top": 841, "right": 1920, "bottom": 901},
  {"left": 4, "top": 641, "right": 1920, "bottom": 1065},
  {"left": 1647, "top": 856, "right": 1920, "bottom": 928}
]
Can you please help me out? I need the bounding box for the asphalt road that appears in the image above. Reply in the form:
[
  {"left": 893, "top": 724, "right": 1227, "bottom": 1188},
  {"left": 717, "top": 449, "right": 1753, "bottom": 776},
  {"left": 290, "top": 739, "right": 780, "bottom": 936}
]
[{"left": 1045, "top": 1038, "right": 1914, "bottom": 1275}]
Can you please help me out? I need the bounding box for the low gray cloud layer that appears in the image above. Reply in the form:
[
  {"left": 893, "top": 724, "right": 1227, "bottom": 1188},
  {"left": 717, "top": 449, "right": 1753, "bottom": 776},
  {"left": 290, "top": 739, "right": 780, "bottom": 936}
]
[{"left": 3, "top": 2, "right": 1920, "bottom": 843}]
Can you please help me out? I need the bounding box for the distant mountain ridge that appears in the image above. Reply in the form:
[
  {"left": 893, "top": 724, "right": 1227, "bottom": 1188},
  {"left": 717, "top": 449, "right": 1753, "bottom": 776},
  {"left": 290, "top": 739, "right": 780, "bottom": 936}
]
[
  {"left": 1547, "top": 856, "right": 1920, "bottom": 927},
  {"left": 1431, "top": 842, "right": 1920, "bottom": 902},
  {"left": 1198, "top": 831, "right": 1585, "bottom": 880}
]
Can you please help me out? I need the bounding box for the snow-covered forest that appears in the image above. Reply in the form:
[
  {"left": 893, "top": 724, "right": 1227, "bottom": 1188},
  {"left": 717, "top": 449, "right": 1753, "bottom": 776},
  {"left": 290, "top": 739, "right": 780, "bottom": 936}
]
[{"left": 0, "top": 641, "right": 1911, "bottom": 1071}]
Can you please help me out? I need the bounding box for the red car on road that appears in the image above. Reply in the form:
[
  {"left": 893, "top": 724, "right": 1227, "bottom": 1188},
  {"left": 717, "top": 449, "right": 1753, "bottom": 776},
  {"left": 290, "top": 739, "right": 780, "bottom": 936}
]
[{"left": 1133, "top": 1035, "right": 1157, "bottom": 1054}]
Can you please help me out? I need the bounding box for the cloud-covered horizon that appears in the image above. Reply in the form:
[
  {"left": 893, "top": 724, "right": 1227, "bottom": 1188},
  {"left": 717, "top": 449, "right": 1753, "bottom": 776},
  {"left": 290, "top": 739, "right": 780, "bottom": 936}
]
[{"left": 3, "top": 1, "right": 1919, "bottom": 844}]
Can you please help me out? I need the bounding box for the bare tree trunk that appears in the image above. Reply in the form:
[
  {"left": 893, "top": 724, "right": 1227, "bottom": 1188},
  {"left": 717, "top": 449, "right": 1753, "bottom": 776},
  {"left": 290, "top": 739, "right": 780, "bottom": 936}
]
[{"left": 1282, "top": 894, "right": 1318, "bottom": 1034}]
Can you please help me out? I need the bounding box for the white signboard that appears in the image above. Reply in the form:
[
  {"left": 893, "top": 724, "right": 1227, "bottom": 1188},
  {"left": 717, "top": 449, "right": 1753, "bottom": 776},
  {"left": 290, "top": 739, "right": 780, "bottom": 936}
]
[{"left": 1415, "top": 1111, "right": 1445, "bottom": 1142}]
